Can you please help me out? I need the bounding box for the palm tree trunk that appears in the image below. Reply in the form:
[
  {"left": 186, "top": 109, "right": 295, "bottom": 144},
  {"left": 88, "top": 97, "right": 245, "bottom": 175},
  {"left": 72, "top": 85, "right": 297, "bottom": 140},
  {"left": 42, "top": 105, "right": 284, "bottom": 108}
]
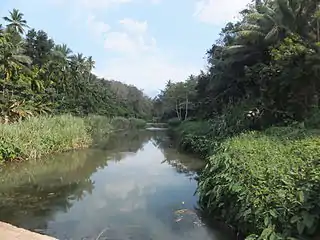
[
  {"left": 184, "top": 93, "right": 189, "bottom": 120},
  {"left": 175, "top": 101, "right": 181, "bottom": 120}
]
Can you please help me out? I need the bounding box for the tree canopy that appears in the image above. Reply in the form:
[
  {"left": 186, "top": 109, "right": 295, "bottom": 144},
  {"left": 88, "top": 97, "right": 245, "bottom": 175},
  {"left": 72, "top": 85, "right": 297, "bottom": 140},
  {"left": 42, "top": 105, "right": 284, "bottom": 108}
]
[
  {"left": 155, "top": 0, "right": 320, "bottom": 128},
  {"left": 0, "top": 9, "right": 152, "bottom": 122}
]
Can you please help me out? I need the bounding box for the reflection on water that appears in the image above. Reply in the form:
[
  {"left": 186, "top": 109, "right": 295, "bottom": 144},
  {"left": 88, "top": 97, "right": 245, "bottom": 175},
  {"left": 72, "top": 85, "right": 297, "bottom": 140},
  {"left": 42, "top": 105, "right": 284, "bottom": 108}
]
[{"left": 0, "top": 130, "right": 234, "bottom": 240}]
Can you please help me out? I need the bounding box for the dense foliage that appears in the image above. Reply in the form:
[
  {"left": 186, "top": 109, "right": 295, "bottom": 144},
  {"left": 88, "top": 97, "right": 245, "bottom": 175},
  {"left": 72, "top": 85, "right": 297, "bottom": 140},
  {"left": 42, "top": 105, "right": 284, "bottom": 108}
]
[
  {"left": 155, "top": 0, "right": 320, "bottom": 128},
  {"left": 199, "top": 128, "right": 320, "bottom": 239},
  {"left": 156, "top": 0, "right": 320, "bottom": 239},
  {"left": 0, "top": 9, "right": 152, "bottom": 122}
]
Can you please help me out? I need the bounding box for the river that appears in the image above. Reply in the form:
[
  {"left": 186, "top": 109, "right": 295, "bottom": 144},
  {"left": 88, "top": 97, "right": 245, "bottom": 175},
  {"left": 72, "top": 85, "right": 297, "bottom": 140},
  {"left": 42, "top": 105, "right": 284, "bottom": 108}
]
[{"left": 0, "top": 129, "right": 234, "bottom": 240}]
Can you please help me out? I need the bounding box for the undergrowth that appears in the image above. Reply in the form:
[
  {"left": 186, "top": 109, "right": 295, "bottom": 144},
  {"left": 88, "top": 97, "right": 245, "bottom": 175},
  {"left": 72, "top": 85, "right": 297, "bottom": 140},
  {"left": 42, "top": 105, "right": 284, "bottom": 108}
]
[
  {"left": 198, "top": 128, "right": 320, "bottom": 239},
  {"left": 169, "top": 108, "right": 320, "bottom": 239}
]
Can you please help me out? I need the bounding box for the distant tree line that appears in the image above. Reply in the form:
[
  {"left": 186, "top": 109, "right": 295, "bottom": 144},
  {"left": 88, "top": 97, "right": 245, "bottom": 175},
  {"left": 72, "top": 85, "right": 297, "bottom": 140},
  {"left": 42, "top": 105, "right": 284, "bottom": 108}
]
[{"left": 0, "top": 9, "right": 152, "bottom": 123}]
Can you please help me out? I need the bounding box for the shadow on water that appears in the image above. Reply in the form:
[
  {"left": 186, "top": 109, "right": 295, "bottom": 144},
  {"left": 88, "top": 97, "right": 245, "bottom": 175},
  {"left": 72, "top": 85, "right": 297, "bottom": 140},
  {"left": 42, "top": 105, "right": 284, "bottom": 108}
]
[{"left": 0, "top": 130, "right": 236, "bottom": 240}]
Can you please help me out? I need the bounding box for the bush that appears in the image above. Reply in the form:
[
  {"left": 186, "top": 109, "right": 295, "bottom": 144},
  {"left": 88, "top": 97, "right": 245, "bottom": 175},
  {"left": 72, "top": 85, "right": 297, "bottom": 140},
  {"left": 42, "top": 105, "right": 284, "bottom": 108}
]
[
  {"left": 167, "top": 118, "right": 182, "bottom": 127},
  {"left": 85, "top": 115, "right": 113, "bottom": 138},
  {"left": 198, "top": 127, "right": 320, "bottom": 239},
  {"left": 305, "top": 109, "right": 320, "bottom": 129},
  {"left": 169, "top": 121, "right": 213, "bottom": 157},
  {"left": 110, "top": 116, "right": 130, "bottom": 130},
  {"left": 110, "top": 116, "right": 146, "bottom": 130},
  {"left": 207, "top": 101, "right": 256, "bottom": 140},
  {"left": 169, "top": 102, "right": 258, "bottom": 157},
  {"left": 128, "top": 117, "right": 147, "bottom": 129}
]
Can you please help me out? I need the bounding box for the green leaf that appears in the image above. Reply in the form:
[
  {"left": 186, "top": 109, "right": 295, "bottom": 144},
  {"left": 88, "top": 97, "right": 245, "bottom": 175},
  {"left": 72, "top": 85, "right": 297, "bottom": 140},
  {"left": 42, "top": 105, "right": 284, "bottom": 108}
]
[
  {"left": 297, "top": 221, "right": 305, "bottom": 235},
  {"left": 264, "top": 216, "right": 270, "bottom": 227},
  {"left": 269, "top": 210, "right": 277, "bottom": 218},
  {"left": 302, "top": 211, "right": 315, "bottom": 229},
  {"left": 260, "top": 227, "right": 273, "bottom": 239},
  {"left": 290, "top": 215, "right": 300, "bottom": 224},
  {"left": 298, "top": 191, "right": 305, "bottom": 203}
]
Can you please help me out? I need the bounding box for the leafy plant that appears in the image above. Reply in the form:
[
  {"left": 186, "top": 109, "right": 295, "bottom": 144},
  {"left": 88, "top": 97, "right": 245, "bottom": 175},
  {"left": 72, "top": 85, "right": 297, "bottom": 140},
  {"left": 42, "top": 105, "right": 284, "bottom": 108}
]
[{"left": 198, "top": 128, "right": 320, "bottom": 239}]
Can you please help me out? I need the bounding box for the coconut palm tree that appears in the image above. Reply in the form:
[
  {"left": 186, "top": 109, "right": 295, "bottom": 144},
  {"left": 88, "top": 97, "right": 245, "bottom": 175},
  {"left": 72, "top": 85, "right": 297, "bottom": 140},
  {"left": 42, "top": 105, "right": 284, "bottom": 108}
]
[
  {"left": 86, "top": 56, "right": 95, "bottom": 72},
  {"left": 239, "top": 0, "right": 318, "bottom": 44},
  {"left": 3, "top": 9, "right": 29, "bottom": 34},
  {"left": 0, "top": 38, "right": 31, "bottom": 81},
  {"left": 223, "top": 0, "right": 320, "bottom": 68},
  {"left": 53, "top": 44, "right": 72, "bottom": 60}
]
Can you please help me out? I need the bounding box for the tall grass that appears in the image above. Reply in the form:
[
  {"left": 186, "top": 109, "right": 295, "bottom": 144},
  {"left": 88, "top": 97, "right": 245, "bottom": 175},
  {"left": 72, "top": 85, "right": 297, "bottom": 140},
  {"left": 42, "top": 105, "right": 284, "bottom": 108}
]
[
  {"left": 0, "top": 115, "right": 91, "bottom": 162},
  {"left": 0, "top": 115, "right": 147, "bottom": 162}
]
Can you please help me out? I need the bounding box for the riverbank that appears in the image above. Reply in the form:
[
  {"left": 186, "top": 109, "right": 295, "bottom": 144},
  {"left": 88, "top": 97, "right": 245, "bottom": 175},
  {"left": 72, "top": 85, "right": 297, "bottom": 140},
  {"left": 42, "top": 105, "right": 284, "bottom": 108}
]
[
  {"left": 170, "top": 121, "right": 320, "bottom": 239},
  {"left": 0, "top": 115, "right": 146, "bottom": 163},
  {"left": 0, "top": 221, "right": 56, "bottom": 240}
]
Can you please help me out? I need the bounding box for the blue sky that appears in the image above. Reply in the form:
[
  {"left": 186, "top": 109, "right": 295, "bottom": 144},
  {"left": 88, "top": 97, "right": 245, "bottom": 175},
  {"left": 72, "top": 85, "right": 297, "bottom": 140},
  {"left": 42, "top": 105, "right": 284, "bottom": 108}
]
[{"left": 1, "top": 0, "right": 251, "bottom": 96}]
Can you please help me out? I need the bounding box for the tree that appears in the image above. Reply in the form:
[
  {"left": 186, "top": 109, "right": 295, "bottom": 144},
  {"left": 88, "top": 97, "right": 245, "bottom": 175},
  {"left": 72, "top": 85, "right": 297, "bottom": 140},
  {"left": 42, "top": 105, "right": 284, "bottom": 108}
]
[
  {"left": 3, "top": 9, "right": 28, "bottom": 34},
  {"left": 0, "top": 8, "right": 152, "bottom": 121},
  {"left": 25, "top": 29, "right": 54, "bottom": 67},
  {"left": 0, "top": 36, "right": 31, "bottom": 81},
  {"left": 155, "top": 0, "right": 320, "bottom": 126}
]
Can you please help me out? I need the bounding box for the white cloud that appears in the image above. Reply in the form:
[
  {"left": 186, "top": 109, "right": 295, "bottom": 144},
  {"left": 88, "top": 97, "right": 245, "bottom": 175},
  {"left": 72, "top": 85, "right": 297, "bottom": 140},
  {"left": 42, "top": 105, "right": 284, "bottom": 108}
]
[
  {"left": 96, "top": 54, "right": 200, "bottom": 93},
  {"left": 194, "top": 0, "right": 252, "bottom": 25},
  {"left": 94, "top": 18, "right": 200, "bottom": 93},
  {"left": 81, "top": 0, "right": 132, "bottom": 9},
  {"left": 103, "top": 18, "right": 156, "bottom": 54},
  {"left": 87, "top": 15, "right": 110, "bottom": 36},
  {"left": 47, "top": 0, "right": 198, "bottom": 95},
  {"left": 119, "top": 18, "right": 148, "bottom": 34},
  {"left": 104, "top": 32, "right": 138, "bottom": 53}
]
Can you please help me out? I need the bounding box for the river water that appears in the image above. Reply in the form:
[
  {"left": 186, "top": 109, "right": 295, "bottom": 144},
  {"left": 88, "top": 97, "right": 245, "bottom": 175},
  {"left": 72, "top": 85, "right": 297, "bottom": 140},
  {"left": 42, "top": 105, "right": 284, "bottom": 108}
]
[{"left": 0, "top": 130, "right": 234, "bottom": 240}]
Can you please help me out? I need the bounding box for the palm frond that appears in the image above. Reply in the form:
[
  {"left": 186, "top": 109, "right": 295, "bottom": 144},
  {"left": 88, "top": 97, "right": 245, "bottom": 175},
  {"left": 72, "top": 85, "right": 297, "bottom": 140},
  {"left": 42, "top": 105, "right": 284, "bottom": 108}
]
[
  {"left": 237, "top": 30, "right": 265, "bottom": 37},
  {"left": 265, "top": 26, "right": 279, "bottom": 41},
  {"left": 13, "top": 54, "right": 32, "bottom": 65}
]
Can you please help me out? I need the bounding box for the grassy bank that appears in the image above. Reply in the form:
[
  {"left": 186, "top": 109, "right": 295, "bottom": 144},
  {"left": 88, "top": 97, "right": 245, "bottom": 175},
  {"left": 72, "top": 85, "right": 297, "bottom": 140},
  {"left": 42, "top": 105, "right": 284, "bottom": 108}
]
[
  {"left": 0, "top": 115, "right": 146, "bottom": 163},
  {"left": 170, "top": 121, "right": 320, "bottom": 239}
]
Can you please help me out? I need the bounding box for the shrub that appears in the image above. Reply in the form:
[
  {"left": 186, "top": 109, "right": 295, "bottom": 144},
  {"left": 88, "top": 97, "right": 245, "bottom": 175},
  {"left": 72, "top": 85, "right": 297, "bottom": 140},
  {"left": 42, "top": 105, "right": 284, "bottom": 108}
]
[
  {"left": 305, "top": 109, "right": 320, "bottom": 129},
  {"left": 207, "top": 101, "right": 256, "bottom": 140},
  {"left": 169, "top": 121, "right": 213, "bottom": 157},
  {"left": 110, "top": 116, "right": 130, "bottom": 130},
  {"left": 110, "top": 117, "right": 146, "bottom": 130},
  {"left": 198, "top": 127, "right": 320, "bottom": 239},
  {"left": 85, "top": 115, "right": 113, "bottom": 137},
  {"left": 128, "top": 117, "right": 147, "bottom": 129},
  {"left": 169, "top": 102, "right": 258, "bottom": 157},
  {"left": 0, "top": 140, "right": 23, "bottom": 163},
  {"left": 167, "top": 118, "right": 182, "bottom": 127}
]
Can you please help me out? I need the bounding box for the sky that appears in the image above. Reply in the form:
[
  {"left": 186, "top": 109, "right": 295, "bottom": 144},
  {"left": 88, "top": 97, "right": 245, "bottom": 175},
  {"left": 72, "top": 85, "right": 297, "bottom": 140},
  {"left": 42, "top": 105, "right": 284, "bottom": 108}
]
[{"left": 0, "top": 0, "right": 251, "bottom": 96}]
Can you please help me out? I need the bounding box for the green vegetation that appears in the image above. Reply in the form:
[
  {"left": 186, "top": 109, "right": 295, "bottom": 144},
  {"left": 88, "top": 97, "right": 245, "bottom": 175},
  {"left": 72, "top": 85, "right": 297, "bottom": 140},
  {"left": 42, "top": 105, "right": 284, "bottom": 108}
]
[
  {"left": 154, "top": 0, "right": 320, "bottom": 239},
  {"left": 0, "top": 9, "right": 152, "bottom": 122},
  {"left": 0, "top": 115, "right": 90, "bottom": 162},
  {"left": 154, "top": 0, "right": 320, "bottom": 128},
  {"left": 110, "top": 116, "right": 147, "bottom": 130},
  {"left": 199, "top": 128, "right": 320, "bottom": 239},
  {"left": 0, "top": 9, "right": 150, "bottom": 162},
  {"left": 0, "top": 115, "right": 146, "bottom": 163}
]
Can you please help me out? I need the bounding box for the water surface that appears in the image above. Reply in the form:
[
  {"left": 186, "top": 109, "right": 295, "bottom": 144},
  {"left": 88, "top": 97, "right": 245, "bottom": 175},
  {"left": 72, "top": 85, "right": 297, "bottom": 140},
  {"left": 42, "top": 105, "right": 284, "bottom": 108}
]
[{"left": 0, "top": 130, "right": 234, "bottom": 240}]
